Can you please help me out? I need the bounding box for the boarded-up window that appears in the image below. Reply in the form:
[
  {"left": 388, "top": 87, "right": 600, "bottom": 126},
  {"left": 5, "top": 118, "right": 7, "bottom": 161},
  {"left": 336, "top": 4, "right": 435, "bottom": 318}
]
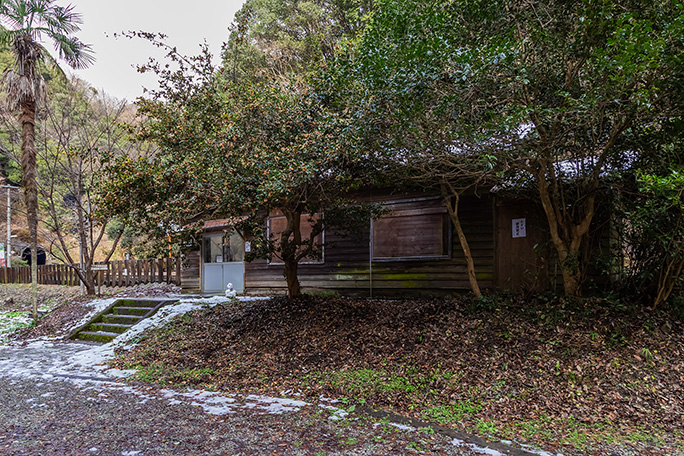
[
  {"left": 372, "top": 199, "right": 450, "bottom": 260},
  {"left": 268, "top": 212, "right": 324, "bottom": 264}
]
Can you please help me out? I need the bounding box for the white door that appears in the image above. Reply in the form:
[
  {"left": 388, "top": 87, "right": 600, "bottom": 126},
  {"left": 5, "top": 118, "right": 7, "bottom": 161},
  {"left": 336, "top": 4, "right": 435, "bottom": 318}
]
[{"left": 202, "top": 232, "right": 245, "bottom": 294}]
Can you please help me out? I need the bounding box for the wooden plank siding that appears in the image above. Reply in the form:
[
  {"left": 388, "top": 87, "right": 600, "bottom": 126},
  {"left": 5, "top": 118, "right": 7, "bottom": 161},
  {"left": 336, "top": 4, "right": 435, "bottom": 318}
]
[
  {"left": 492, "top": 196, "right": 614, "bottom": 292},
  {"left": 180, "top": 250, "right": 201, "bottom": 293},
  {"left": 0, "top": 258, "right": 184, "bottom": 287},
  {"left": 244, "top": 195, "right": 495, "bottom": 296},
  {"left": 494, "top": 198, "right": 552, "bottom": 292}
]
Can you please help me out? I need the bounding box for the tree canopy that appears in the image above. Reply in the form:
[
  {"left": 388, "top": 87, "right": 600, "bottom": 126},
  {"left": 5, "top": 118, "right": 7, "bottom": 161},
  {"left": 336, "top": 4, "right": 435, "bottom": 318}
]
[
  {"left": 102, "top": 0, "right": 684, "bottom": 302},
  {"left": 101, "top": 36, "right": 372, "bottom": 297},
  {"left": 331, "top": 0, "right": 684, "bottom": 296},
  {"left": 224, "top": 0, "right": 373, "bottom": 82}
]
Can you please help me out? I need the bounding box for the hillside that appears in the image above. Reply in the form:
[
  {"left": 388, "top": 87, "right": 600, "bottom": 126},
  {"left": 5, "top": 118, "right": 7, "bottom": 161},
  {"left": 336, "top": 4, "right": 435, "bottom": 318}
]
[{"left": 112, "top": 295, "right": 684, "bottom": 456}]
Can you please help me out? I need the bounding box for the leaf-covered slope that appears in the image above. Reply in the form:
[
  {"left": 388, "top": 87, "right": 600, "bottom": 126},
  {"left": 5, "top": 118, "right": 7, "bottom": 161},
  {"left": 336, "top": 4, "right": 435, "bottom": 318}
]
[{"left": 116, "top": 295, "right": 684, "bottom": 454}]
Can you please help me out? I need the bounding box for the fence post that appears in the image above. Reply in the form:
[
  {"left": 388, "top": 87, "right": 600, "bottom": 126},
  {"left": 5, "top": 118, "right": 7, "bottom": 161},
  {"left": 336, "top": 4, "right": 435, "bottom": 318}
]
[
  {"left": 136, "top": 259, "right": 142, "bottom": 285},
  {"left": 143, "top": 259, "right": 149, "bottom": 284},
  {"left": 156, "top": 259, "right": 161, "bottom": 282},
  {"left": 116, "top": 261, "right": 122, "bottom": 287}
]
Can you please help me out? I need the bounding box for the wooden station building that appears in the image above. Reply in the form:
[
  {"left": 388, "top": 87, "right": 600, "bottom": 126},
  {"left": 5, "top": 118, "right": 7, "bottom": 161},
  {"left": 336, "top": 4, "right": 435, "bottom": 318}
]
[{"left": 182, "top": 190, "right": 575, "bottom": 296}]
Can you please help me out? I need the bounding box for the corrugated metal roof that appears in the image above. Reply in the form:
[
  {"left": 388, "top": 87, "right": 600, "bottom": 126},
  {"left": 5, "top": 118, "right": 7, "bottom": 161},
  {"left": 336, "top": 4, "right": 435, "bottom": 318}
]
[
  {"left": 202, "top": 216, "right": 247, "bottom": 231},
  {"left": 203, "top": 219, "right": 231, "bottom": 230}
]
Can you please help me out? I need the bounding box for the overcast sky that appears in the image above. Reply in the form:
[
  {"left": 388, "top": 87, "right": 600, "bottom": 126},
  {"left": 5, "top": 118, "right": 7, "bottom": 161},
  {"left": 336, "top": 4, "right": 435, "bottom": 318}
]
[{"left": 68, "top": 1, "right": 247, "bottom": 102}]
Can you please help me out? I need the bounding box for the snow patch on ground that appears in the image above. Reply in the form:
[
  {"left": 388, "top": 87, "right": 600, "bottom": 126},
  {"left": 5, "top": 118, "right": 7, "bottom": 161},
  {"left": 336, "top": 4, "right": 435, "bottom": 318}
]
[
  {"left": 389, "top": 422, "right": 416, "bottom": 432},
  {"left": 452, "top": 439, "right": 505, "bottom": 456},
  {"left": 0, "top": 296, "right": 323, "bottom": 422},
  {"left": 244, "top": 394, "right": 309, "bottom": 414},
  {"left": 451, "top": 438, "right": 563, "bottom": 456},
  {"left": 319, "top": 403, "right": 349, "bottom": 421},
  {"left": 156, "top": 389, "right": 310, "bottom": 416},
  {"left": 519, "top": 443, "right": 564, "bottom": 456},
  {"left": 373, "top": 422, "right": 416, "bottom": 432}
]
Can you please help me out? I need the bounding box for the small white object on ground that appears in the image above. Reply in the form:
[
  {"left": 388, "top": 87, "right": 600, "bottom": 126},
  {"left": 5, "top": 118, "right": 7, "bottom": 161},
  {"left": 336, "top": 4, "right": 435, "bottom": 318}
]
[{"left": 225, "top": 283, "right": 237, "bottom": 298}]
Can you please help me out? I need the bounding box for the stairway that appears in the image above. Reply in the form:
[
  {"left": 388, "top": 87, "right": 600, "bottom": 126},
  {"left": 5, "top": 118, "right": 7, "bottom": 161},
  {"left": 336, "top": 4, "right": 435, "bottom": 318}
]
[{"left": 71, "top": 298, "right": 177, "bottom": 343}]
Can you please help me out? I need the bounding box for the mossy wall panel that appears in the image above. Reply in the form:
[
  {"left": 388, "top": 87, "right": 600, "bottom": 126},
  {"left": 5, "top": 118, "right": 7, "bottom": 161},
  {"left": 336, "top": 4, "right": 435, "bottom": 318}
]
[{"left": 244, "top": 194, "right": 495, "bottom": 296}]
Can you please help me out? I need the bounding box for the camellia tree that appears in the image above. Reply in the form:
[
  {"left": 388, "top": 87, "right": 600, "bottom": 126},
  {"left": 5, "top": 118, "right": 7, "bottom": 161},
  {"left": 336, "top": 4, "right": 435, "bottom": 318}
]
[
  {"left": 336, "top": 0, "right": 684, "bottom": 296},
  {"left": 100, "top": 40, "right": 371, "bottom": 298},
  {"left": 631, "top": 169, "right": 684, "bottom": 307},
  {"left": 0, "top": 0, "right": 94, "bottom": 316}
]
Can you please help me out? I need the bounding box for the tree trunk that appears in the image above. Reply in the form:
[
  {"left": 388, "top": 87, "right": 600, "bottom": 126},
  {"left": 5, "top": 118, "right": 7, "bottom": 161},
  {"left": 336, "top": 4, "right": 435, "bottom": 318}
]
[
  {"left": 20, "top": 100, "right": 39, "bottom": 320},
  {"left": 559, "top": 260, "right": 581, "bottom": 296},
  {"left": 84, "top": 268, "right": 96, "bottom": 296},
  {"left": 536, "top": 172, "right": 589, "bottom": 297},
  {"left": 279, "top": 209, "right": 304, "bottom": 299},
  {"left": 284, "top": 259, "right": 301, "bottom": 298},
  {"left": 441, "top": 186, "right": 481, "bottom": 299}
]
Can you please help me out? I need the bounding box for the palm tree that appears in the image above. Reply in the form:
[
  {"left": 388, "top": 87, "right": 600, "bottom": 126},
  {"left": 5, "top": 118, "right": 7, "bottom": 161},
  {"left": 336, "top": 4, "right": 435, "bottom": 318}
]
[{"left": 0, "top": 0, "right": 94, "bottom": 319}]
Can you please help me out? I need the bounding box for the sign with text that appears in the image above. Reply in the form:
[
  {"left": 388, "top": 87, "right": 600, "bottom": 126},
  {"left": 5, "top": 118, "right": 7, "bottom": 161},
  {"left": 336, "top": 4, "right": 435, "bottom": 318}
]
[{"left": 512, "top": 218, "right": 527, "bottom": 238}]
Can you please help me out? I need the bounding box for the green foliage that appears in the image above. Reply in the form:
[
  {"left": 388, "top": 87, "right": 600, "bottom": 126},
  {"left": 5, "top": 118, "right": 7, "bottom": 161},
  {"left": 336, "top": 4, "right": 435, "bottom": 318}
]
[
  {"left": 224, "top": 0, "right": 373, "bottom": 82},
  {"left": 130, "top": 362, "right": 216, "bottom": 385},
  {"left": 310, "top": 366, "right": 458, "bottom": 400},
  {"left": 619, "top": 168, "right": 684, "bottom": 307},
  {"left": 102, "top": 34, "right": 374, "bottom": 297},
  {"left": 421, "top": 401, "right": 482, "bottom": 424},
  {"left": 331, "top": 0, "right": 684, "bottom": 296}
]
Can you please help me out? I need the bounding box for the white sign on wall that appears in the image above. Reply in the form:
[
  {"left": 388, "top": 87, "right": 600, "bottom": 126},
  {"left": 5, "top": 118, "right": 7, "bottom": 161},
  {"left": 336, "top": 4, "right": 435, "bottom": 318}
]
[{"left": 512, "top": 218, "right": 527, "bottom": 238}]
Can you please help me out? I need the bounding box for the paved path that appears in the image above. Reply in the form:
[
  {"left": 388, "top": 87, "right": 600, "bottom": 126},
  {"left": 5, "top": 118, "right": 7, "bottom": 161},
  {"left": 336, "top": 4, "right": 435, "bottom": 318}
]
[{"left": 0, "top": 340, "right": 486, "bottom": 456}]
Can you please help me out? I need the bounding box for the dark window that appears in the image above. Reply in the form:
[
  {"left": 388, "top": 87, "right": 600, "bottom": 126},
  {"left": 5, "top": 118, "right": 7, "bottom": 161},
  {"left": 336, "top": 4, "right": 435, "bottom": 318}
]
[
  {"left": 268, "top": 212, "right": 324, "bottom": 264},
  {"left": 203, "top": 232, "right": 245, "bottom": 263},
  {"left": 372, "top": 199, "right": 450, "bottom": 261}
]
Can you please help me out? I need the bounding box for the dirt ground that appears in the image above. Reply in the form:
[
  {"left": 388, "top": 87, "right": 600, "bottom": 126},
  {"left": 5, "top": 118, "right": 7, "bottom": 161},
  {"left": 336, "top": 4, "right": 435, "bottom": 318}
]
[
  {"left": 113, "top": 295, "right": 684, "bottom": 456},
  {"left": 0, "top": 294, "right": 483, "bottom": 456},
  {"left": 3, "top": 287, "right": 683, "bottom": 455}
]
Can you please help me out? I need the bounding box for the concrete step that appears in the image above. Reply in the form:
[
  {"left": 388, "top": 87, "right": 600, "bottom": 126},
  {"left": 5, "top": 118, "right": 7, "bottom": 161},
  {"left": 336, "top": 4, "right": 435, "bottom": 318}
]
[
  {"left": 76, "top": 331, "right": 120, "bottom": 343},
  {"left": 88, "top": 323, "right": 132, "bottom": 334},
  {"left": 115, "top": 299, "right": 162, "bottom": 308},
  {"left": 101, "top": 314, "right": 143, "bottom": 325},
  {"left": 70, "top": 298, "right": 177, "bottom": 344},
  {"left": 113, "top": 306, "right": 152, "bottom": 317}
]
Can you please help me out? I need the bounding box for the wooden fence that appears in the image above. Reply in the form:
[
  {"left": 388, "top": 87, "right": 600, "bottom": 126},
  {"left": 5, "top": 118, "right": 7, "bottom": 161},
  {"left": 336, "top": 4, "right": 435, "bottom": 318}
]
[{"left": 0, "top": 258, "right": 182, "bottom": 287}]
